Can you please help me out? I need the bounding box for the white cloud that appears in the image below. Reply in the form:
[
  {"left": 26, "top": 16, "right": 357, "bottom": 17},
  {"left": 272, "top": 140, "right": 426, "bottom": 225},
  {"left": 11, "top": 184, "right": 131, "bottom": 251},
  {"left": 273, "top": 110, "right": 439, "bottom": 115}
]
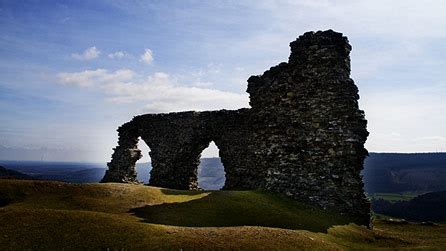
[
  {"left": 71, "top": 46, "right": 100, "bottom": 60},
  {"left": 192, "top": 81, "right": 213, "bottom": 88},
  {"left": 175, "top": 63, "right": 225, "bottom": 89},
  {"left": 140, "top": 49, "right": 153, "bottom": 64},
  {"left": 57, "top": 69, "right": 134, "bottom": 87},
  {"left": 108, "top": 51, "right": 132, "bottom": 59},
  {"left": 56, "top": 68, "right": 249, "bottom": 113}
]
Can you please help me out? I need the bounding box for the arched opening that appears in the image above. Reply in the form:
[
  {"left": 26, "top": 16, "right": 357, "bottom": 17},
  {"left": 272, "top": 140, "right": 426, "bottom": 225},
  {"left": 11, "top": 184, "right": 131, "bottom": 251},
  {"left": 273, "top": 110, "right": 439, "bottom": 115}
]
[
  {"left": 136, "top": 137, "right": 152, "bottom": 184},
  {"left": 198, "top": 141, "right": 226, "bottom": 190}
]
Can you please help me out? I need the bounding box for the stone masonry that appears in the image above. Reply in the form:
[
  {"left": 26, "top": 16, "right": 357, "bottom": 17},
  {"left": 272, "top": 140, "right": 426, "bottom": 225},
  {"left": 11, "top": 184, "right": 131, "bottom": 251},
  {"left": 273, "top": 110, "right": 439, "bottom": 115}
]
[{"left": 101, "top": 30, "right": 371, "bottom": 226}]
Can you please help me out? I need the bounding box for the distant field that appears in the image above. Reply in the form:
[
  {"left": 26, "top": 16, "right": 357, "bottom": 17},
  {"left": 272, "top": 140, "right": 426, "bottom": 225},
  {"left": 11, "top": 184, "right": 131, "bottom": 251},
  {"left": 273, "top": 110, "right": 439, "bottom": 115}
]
[
  {"left": 1, "top": 180, "right": 445, "bottom": 250},
  {"left": 369, "top": 192, "right": 419, "bottom": 202}
]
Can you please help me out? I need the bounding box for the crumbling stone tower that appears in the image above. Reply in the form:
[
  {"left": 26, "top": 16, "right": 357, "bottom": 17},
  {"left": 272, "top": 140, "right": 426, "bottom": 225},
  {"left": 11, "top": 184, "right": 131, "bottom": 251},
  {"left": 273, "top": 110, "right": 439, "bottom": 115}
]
[{"left": 101, "top": 30, "right": 371, "bottom": 226}]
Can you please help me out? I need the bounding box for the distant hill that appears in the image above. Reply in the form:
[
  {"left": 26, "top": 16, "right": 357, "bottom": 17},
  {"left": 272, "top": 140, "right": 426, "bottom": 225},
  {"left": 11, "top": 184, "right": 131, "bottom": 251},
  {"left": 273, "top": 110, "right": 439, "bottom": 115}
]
[
  {"left": 0, "top": 161, "right": 107, "bottom": 183},
  {"left": 372, "top": 191, "right": 446, "bottom": 222},
  {"left": 363, "top": 153, "right": 446, "bottom": 194},
  {"left": 197, "top": 158, "right": 225, "bottom": 190},
  {"left": 1, "top": 153, "right": 445, "bottom": 193},
  {"left": 0, "top": 165, "right": 34, "bottom": 180},
  {"left": 0, "top": 160, "right": 222, "bottom": 189}
]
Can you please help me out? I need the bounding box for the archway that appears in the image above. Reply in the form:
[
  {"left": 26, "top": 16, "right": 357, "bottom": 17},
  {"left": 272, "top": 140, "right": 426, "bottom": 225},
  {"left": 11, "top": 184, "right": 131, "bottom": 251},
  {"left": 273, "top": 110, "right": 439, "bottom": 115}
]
[
  {"left": 135, "top": 137, "right": 152, "bottom": 184},
  {"left": 197, "top": 141, "right": 226, "bottom": 190}
]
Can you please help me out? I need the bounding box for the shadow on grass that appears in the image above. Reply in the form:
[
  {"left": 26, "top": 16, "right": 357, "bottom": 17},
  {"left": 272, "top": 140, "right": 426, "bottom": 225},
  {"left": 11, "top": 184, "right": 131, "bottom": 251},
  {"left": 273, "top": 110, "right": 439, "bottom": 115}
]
[{"left": 129, "top": 190, "right": 359, "bottom": 233}]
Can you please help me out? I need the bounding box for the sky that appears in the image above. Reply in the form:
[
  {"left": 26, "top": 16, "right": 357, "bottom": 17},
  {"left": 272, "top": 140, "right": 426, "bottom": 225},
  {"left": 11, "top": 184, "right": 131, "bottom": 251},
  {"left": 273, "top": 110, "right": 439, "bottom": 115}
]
[{"left": 0, "top": 0, "right": 445, "bottom": 162}]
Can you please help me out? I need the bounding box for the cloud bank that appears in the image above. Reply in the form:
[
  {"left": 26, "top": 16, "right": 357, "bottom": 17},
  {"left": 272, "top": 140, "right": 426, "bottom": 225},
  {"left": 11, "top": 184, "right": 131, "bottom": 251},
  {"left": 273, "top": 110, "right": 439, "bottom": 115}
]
[{"left": 57, "top": 69, "right": 249, "bottom": 113}]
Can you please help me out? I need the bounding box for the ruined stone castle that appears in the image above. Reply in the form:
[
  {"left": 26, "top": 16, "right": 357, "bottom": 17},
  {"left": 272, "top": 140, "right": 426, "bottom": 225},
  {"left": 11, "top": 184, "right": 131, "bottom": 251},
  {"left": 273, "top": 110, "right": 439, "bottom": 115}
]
[{"left": 101, "top": 30, "right": 371, "bottom": 226}]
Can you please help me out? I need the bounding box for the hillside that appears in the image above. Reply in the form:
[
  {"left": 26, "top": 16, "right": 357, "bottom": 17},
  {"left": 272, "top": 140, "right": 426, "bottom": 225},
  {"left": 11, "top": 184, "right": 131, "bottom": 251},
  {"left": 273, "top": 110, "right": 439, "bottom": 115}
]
[
  {"left": 372, "top": 191, "right": 446, "bottom": 222},
  {"left": 0, "top": 160, "right": 215, "bottom": 188},
  {"left": 363, "top": 153, "right": 446, "bottom": 194},
  {"left": 1, "top": 180, "right": 445, "bottom": 250},
  {"left": 0, "top": 166, "right": 34, "bottom": 180}
]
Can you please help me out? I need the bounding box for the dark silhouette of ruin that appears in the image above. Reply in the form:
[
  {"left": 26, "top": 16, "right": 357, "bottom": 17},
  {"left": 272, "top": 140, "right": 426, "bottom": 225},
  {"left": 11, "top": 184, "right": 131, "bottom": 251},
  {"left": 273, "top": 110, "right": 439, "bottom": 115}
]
[{"left": 101, "top": 30, "right": 371, "bottom": 226}]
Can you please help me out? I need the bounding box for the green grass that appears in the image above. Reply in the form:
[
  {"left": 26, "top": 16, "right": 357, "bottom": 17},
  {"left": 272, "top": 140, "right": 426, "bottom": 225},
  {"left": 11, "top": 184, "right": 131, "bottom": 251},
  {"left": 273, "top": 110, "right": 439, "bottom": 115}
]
[
  {"left": 1, "top": 180, "right": 445, "bottom": 250},
  {"left": 369, "top": 192, "right": 419, "bottom": 202}
]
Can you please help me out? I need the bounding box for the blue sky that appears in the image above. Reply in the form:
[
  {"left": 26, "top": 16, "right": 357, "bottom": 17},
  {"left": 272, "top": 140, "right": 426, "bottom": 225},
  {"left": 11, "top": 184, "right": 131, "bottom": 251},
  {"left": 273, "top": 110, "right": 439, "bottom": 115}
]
[{"left": 1, "top": 0, "right": 445, "bottom": 162}]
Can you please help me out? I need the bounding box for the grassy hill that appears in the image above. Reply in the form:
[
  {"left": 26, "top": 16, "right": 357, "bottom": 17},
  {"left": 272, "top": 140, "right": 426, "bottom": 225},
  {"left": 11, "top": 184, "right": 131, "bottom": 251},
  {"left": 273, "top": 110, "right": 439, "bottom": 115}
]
[{"left": 1, "top": 180, "right": 445, "bottom": 250}]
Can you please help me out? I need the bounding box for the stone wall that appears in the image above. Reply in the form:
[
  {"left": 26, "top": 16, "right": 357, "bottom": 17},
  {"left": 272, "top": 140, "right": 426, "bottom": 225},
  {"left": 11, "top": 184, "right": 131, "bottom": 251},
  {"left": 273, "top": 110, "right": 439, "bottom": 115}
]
[
  {"left": 247, "top": 30, "right": 370, "bottom": 224},
  {"left": 102, "top": 109, "right": 260, "bottom": 190},
  {"left": 101, "top": 30, "right": 371, "bottom": 226}
]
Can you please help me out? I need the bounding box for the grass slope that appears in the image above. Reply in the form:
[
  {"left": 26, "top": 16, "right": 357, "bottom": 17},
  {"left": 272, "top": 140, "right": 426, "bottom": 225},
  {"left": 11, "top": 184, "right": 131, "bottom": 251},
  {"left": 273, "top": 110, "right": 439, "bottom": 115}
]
[{"left": 0, "top": 180, "right": 445, "bottom": 250}]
